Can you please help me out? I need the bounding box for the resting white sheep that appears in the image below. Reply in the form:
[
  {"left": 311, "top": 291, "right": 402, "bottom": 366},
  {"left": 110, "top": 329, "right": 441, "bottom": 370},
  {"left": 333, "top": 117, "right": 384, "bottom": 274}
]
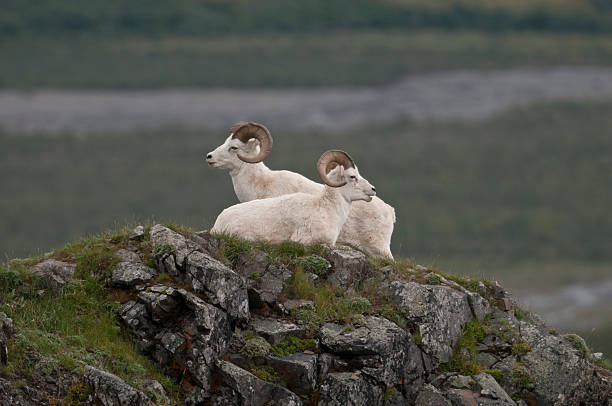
[
  {"left": 211, "top": 150, "right": 376, "bottom": 247},
  {"left": 206, "top": 122, "right": 396, "bottom": 258}
]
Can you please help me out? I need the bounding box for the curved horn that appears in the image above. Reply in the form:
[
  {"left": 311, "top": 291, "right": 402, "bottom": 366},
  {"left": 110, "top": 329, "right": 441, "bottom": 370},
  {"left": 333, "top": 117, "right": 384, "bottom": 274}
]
[
  {"left": 317, "top": 150, "right": 355, "bottom": 187},
  {"left": 230, "top": 122, "right": 273, "bottom": 163}
]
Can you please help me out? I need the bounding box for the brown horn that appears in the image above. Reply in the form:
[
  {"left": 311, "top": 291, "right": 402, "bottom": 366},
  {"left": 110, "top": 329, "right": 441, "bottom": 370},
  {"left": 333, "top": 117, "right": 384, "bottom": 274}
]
[
  {"left": 230, "top": 122, "right": 273, "bottom": 163},
  {"left": 317, "top": 150, "right": 355, "bottom": 187}
]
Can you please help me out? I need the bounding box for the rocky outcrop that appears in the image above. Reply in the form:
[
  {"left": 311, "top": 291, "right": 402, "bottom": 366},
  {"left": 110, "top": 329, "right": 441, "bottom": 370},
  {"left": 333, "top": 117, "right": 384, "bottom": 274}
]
[
  {"left": 5, "top": 224, "right": 609, "bottom": 406},
  {"left": 120, "top": 227, "right": 612, "bottom": 405}
]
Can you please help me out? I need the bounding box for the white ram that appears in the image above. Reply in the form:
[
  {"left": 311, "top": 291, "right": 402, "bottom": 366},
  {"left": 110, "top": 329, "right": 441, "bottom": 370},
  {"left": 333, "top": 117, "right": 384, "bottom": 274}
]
[
  {"left": 206, "top": 122, "right": 395, "bottom": 258},
  {"left": 211, "top": 150, "right": 376, "bottom": 247}
]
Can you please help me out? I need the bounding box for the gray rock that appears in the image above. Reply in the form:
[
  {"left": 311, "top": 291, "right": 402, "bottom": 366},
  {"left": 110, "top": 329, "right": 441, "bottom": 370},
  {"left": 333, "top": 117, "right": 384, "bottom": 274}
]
[
  {"left": 186, "top": 251, "right": 249, "bottom": 323},
  {"left": 430, "top": 273, "right": 491, "bottom": 322},
  {"left": 266, "top": 352, "right": 317, "bottom": 395},
  {"left": 84, "top": 365, "right": 153, "bottom": 406},
  {"left": 283, "top": 299, "right": 314, "bottom": 313},
  {"left": 210, "top": 386, "right": 242, "bottom": 406},
  {"left": 111, "top": 262, "right": 156, "bottom": 287},
  {"left": 247, "top": 264, "right": 292, "bottom": 310},
  {"left": 320, "top": 316, "right": 423, "bottom": 388},
  {"left": 390, "top": 281, "right": 473, "bottom": 363},
  {"left": 0, "top": 313, "right": 13, "bottom": 337},
  {"left": 520, "top": 322, "right": 602, "bottom": 405},
  {"left": 129, "top": 225, "right": 145, "bottom": 241},
  {"left": 115, "top": 248, "right": 141, "bottom": 263},
  {"left": 249, "top": 317, "right": 306, "bottom": 345},
  {"left": 216, "top": 360, "right": 302, "bottom": 406},
  {"left": 235, "top": 249, "right": 271, "bottom": 279},
  {"left": 120, "top": 287, "right": 232, "bottom": 400},
  {"left": 137, "top": 286, "right": 180, "bottom": 322},
  {"left": 444, "top": 389, "right": 482, "bottom": 406},
  {"left": 150, "top": 224, "right": 202, "bottom": 269},
  {"left": 476, "top": 352, "right": 500, "bottom": 369},
  {"left": 194, "top": 230, "right": 222, "bottom": 258},
  {"left": 447, "top": 375, "right": 474, "bottom": 390},
  {"left": 472, "top": 372, "right": 516, "bottom": 405},
  {"left": 318, "top": 372, "right": 384, "bottom": 406},
  {"left": 0, "top": 332, "right": 7, "bottom": 365},
  {"left": 28, "top": 259, "right": 75, "bottom": 290},
  {"left": 326, "top": 246, "right": 376, "bottom": 290},
  {"left": 415, "top": 384, "right": 451, "bottom": 406},
  {"left": 142, "top": 379, "right": 169, "bottom": 405}
]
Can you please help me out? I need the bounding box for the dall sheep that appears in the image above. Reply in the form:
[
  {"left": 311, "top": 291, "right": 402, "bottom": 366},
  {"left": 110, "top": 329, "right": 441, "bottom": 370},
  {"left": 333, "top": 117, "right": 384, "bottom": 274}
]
[
  {"left": 211, "top": 150, "right": 376, "bottom": 247},
  {"left": 206, "top": 122, "right": 396, "bottom": 258}
]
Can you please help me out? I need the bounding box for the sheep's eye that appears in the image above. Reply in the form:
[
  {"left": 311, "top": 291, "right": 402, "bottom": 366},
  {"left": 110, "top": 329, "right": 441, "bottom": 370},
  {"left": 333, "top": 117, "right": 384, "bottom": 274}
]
[
  {"left": 230, "top": 146, "right": 238, "bottom": 151},
  {"left": 350, "top": 175, "right": 356, "bottom": 179}
]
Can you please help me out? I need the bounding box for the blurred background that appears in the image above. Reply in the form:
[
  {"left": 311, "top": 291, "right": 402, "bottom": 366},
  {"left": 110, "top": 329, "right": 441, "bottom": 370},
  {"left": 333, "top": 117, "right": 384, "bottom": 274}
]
[{"left": 1, "top": 1, "right": 610, "bottom": 357}]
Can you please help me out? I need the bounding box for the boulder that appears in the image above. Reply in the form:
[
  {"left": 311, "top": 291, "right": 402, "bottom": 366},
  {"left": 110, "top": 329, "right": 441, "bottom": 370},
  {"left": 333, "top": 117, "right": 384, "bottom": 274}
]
[
  {"left": 28, "top": 259, "right": 75, "bottom": 291},
  {"left": 247, "top": 264, "right": 292, "bottom": 310},
  {"left": 84, "top": 365, "right": 153, "bottom": 406},
  {"left": 249, "top": 317, "right": 306, "bottom": 345},
  {"left": 193, "top": 230, "right": 222, "bottom": 258},
  {"left": 186, "top": 251, "right": 249, "bottom": 323},
  {"left": 150, "top": 224, "right": 202, "bottom": 270},
  {"left": 390, "top": 281, "right": 474, "bottom": 363},
  {"left": 520, "top": 322, "right": 605, "bottom": 405},
  {"left": 215, "top": 360, "right": 302, "bottom": 406},
  {"left": 129, "top": 225, "right": 145, "bottom": 241},
  {"left": 111, "top": 262, "right": 156, "bottom": 287},
  {"left": 318, "top": 372, "right": 384, "bottom": 406},
  {"left": 265, "top": 352, "right": 318, "bottom": 395},
  {"left": 415, "top": 384, "right": 451, "bottom": 406},
  {"left": 115, "top": 248, "right": 141, "bottom": 263},
  {"left": 320, "top": 316, "right": 424, "bottom": 388},
  {"left": 325, "top": 246, "right": 376, "bottom": 291}
]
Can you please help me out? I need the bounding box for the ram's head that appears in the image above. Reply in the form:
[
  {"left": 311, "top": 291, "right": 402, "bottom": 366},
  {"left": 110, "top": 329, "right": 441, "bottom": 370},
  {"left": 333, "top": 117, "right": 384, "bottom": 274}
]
[{"left": 206, "top": 121, "right": 273, "bottom": 169}]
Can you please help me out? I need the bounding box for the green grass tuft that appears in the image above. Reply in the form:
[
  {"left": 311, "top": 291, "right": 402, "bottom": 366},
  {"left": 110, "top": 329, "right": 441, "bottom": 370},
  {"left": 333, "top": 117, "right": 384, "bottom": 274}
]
[
  {"left": 511, "top": 342, "right": 531, "bottom": 357},
  {"left": 562, "top": 333, "right": 591, "bottom": 357},
  {"left": 270, "top": 336, "right": 316, "bottom": 357},
  {"left": 445, "top": 320, "right": 487, "bottom": 376},
  {"left": 241, "top": 335, "right": 271, "bottom": 358},
  {"left": 299, "top": 255, "right": 330, "bottom": 276},
  {"left": 483, "top": 369, "right": 503, "bottom": 382}
]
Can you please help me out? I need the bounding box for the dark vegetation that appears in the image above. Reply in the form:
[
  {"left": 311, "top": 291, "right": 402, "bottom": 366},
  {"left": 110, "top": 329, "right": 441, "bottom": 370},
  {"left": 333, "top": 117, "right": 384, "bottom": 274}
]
[
  {"left": 2, "top": 0, "right": 612, "bottom": 37},
  {"left": 2, "top": 30, "right": 612, "bottom": 89}
]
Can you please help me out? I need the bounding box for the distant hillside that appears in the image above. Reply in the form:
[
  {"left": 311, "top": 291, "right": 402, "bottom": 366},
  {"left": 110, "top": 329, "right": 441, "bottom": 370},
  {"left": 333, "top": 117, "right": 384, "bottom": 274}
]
[{"left": 2, "top": 0, "right": 612, "bottom": 37}]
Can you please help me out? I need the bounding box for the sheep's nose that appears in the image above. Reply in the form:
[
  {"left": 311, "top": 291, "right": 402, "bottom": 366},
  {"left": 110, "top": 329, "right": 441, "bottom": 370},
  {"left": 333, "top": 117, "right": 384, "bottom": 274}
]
[
  {"left": 371, "top": 187, "right": 376, "bottom": 192},
  {"left": 206, "top": 154, "right": 213, "bottom": 159}
]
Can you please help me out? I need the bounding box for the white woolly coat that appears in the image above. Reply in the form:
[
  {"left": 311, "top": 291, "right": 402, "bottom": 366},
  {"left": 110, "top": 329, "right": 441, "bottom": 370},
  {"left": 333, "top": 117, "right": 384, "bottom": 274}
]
[{"left": 228, "top": 162, "right": 395, "bottom": 258}]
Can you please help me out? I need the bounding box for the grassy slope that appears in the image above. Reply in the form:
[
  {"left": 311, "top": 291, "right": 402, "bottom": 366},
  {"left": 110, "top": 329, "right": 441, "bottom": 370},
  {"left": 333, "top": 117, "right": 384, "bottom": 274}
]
[
  {"left": 2, "top": 30, "right": 612, "bottom": 88},
  {"left": 0, "top": 227, "right": 181, "bottom": 403}
]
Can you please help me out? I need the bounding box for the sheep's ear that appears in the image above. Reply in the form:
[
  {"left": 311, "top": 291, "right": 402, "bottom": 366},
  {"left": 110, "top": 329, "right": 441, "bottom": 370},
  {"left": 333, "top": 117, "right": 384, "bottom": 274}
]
[{"left": 339, "top": 165, "right": 345, "bottom": 179}]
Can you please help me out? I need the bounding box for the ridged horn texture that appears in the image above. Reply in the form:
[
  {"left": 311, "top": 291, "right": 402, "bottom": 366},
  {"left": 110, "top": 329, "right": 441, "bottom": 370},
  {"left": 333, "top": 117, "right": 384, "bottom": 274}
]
[
  {"left": 317, "top": 150, "right": 355, "bottom": 187},
  {"left": 230, "top": 121, "right": 273, "bottom": 163}
]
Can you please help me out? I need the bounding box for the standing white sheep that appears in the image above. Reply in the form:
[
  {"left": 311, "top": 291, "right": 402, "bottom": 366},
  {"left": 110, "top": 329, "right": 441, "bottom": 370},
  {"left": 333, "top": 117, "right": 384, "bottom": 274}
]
[
  {"left": 206, "top": 122, "right": 396, "bottom": 258},
  {"left": 211, "top": 150, "right": 377, "bottom": 247}
]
